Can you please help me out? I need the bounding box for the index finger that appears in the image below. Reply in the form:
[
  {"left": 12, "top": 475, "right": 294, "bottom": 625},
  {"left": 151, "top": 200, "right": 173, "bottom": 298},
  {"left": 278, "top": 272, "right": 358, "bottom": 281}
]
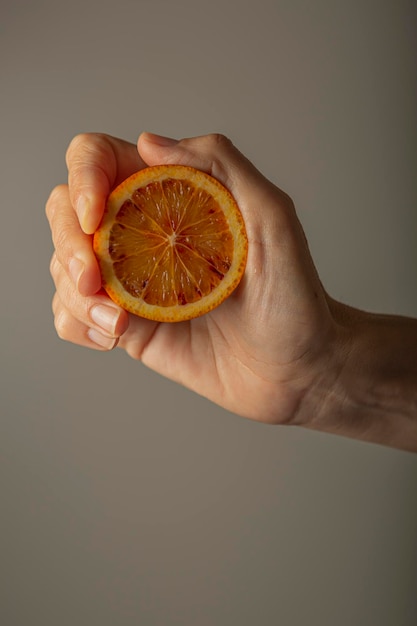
[{"left": 66, "top": 133, "right": 146, "bottom": 235}]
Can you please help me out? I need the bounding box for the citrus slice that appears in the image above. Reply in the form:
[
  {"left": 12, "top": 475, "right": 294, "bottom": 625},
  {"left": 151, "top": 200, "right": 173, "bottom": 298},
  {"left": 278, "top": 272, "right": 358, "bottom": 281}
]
[{"left": 93, "top": 164, "right": 248, "bottom": 322}]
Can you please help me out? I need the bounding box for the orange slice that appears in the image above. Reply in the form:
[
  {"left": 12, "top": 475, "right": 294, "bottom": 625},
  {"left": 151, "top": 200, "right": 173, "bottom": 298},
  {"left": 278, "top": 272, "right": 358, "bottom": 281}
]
[{"left": 93, "top": 164, "right": 248, "bottom": 322}]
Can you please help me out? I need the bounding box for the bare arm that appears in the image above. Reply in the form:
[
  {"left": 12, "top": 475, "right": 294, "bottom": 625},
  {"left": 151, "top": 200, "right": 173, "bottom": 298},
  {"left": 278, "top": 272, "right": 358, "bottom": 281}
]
[{"left": 302, "top": 299, "right": 417, "bottom": 452}]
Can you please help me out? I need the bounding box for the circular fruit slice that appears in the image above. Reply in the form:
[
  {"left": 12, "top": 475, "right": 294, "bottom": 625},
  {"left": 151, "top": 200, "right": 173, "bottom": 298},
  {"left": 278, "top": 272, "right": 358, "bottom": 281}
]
[{"left": 93, "top": 164, "right": 248, "bottom": 322}]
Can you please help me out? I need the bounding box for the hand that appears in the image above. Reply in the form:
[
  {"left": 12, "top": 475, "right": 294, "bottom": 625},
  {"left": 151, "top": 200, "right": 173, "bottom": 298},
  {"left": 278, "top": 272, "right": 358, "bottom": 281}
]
[{"left": 46, "top": 132, "right": 339, "bottom": 427}]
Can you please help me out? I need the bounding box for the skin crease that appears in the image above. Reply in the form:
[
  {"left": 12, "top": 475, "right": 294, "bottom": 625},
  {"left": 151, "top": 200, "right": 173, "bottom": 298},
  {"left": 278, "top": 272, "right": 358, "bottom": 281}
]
[{"left": 46, "top": 132, "right": 417, "bottom": 452}]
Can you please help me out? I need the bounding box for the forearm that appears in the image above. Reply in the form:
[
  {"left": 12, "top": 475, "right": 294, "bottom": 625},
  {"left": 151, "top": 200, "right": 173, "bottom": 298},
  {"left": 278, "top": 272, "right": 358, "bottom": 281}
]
[{"left": 308, "top": 300, "right": 417, "bottom": 452}]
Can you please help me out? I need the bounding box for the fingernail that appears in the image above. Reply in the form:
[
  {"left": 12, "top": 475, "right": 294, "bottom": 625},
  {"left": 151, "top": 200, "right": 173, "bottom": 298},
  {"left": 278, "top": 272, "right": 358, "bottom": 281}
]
[
  {"left": 90, "top": 304, "right": 120, "bottom": 335},
  {"left": 87, "top": 328, "right": 118, "bottom": 350},
  {"left": 144, "top": 132, "right": 179, "bottom": 147},
  {"left": 69, "top": 257, "right": 84, "bottom": 290}
]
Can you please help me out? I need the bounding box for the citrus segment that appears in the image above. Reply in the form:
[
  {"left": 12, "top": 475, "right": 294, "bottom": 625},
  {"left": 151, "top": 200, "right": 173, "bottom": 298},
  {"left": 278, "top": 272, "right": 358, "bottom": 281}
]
[{"left": 93, "top": 165, "right": 248, "bottom": 322}]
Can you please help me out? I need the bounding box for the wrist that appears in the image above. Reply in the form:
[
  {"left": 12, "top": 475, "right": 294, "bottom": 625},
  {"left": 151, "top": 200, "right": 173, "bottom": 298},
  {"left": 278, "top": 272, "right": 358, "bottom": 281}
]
[{"left": 302, "top": 299, "right": 417, "bottom": 451}]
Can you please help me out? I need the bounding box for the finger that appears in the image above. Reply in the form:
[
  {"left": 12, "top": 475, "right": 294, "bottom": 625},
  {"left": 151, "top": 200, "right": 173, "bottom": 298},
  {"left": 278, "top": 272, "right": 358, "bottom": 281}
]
[
  {"left": 117, "top": 314, "right": 162, "bottom": 364},
  {"left": 46, "top": 184, "right": 101, "bottom": 296},
  {"left": 51, "top": 254, "right": 129, "bottom": 337},
  {"left": 137, "top": 132, "right": 295, "bottom": 236},
  {"left": 52, "top": 292, "right": 120, "bottom": 351},
  {"left": 51, "top": 264, "right": 160, "bottom": 360},
  {"left": 138, "top": 132, "right": 254, "bottom": 188},
  {"left": 66, "top": 133, "right": 146, "bottom": 235}
]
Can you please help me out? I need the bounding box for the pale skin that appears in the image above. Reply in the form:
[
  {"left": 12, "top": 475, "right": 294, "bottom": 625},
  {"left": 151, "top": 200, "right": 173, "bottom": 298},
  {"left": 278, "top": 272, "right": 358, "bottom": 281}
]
[{"left": 46, "top": 132, "right": 417, "bottom": 452}]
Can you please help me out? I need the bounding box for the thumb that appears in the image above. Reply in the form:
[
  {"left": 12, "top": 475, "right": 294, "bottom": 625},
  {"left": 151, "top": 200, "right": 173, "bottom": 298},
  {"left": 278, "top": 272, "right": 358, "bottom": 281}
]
[
  {"left": 137, "top": 132, "right": 322, "bottom": 316},
  {"left": 137, "top": 132, "right": 295, "bottom": 242},
  {"left": 138, "top": 132, "right": 260, "bottom": 189}
]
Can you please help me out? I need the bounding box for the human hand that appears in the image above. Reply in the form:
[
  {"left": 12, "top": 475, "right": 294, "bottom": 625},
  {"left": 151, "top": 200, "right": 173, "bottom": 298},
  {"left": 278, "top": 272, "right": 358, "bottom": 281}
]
[{"left": 46, "top": 131, "right": 341, "bottom": 428}]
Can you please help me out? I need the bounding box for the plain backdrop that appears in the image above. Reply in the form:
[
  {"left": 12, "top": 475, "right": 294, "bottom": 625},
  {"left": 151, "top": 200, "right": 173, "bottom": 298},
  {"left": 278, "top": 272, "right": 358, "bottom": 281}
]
[{"left": 1, "top": 1, "right": 416, "bottom": 625}]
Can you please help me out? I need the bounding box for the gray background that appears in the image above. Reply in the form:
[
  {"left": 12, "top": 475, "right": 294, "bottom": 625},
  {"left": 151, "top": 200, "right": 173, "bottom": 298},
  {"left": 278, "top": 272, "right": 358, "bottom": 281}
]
[{"left": 1, "top": 1, "right": 417, "bottom": 624}]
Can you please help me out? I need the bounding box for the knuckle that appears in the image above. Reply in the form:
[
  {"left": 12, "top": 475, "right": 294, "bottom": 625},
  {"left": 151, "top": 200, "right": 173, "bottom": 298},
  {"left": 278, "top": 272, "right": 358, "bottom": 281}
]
[
  {"left": 203, "top": 134, "right": 233, "bottom": 184},
  {"left": 45, "top": 184, "right": 68, "bottom": 221},
  {"left": 51, "top": 292, "right": 60, "bottom": 316},
  {"left": 66, "top": 132, "right": 109, "bottom": 167},
  {"left": 49, "top": 252, "right": 59, "bottom": 278},
  {"left": 54, "top": 308, "right": 71, "bottom": 340},
  {"left": 65, "top": 133, "right": 91, "bottom": 164},
  {"left": 205, "top": 133, "right": 232, "bottom": 151},
  {"left": 53, "top": 222, "right": 71, "bottom": 256},
  {"left": 125, "top": 342, "right": 143, "bottom": 361}
]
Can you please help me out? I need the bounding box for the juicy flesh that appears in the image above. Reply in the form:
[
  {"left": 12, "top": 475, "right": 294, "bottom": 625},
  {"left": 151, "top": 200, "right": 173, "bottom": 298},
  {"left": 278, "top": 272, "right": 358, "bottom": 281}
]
[{"left": 109, "top": 178, "right": 234, "bottom": 307}]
